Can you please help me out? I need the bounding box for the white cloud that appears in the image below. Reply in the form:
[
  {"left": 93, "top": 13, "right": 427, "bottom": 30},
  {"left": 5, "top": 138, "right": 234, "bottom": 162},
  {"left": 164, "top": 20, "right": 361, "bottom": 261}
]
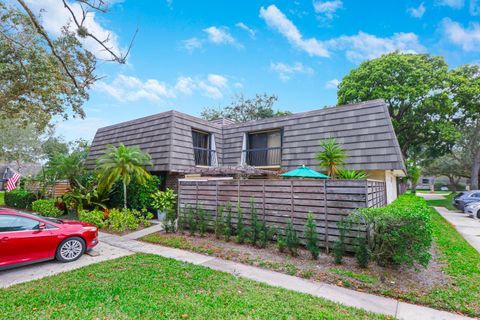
[
  {"left": 95, "top": 73, "right": 234, "bottom": 102},
  {"left": 408, "top": 3, "right": 426, "bottom": 18},
  {"left": 236, "top": 22, "right": 256, "bottom": 38},
  {"left": 25, "top": 0, "right": 122, "bottom": 60},
  {"left": 259, "top": 5, "right": 330, "bottom": 57},
  {"left": 270, "top": 62, "right": 314, "bottom": 81},
  {"left": 182, "top": 37, "right": 203, "bottom": 52},
  {"left": 470, "top": 0, "right": 480, "bottom": 15},
  {"left": 259, "top": 5, "right": 423, "bottom": 62},
  {"left": 207, "top": 74, "right": 228, "bottom": 88},
  {"left": 437, "top": 0, "right": 464, "bottom": 8},
  {"left": 203, "top": 26, "right": 235, "bottom": 44},
  {"left": 442, "top": 18, "right": 480, "bottom": 51},
  {"left": 313, "top": 0, "right": 343, "bottom": 19},
  {"left": 327, "top": 31, "right": 425, "bottom": 63},
  {"left": 325, "top": 79, "right": 340, "bottom": 89}
]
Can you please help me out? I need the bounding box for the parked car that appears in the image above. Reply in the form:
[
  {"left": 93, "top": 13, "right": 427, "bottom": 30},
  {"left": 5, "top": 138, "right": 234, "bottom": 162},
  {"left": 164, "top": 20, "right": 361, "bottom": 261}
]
[
  {"left": 465, "top": 202, "right": 480, "bottom": 219},
  {"left": 0, "top": 209, "right": 98, "bottom": 270},
  {"left": 452, "top": 191, "right": 480, "bottom": 211}
]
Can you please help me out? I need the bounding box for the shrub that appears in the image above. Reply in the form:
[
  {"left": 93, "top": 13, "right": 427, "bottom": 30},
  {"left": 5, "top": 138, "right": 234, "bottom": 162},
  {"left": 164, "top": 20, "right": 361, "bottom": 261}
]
[
  {"left": 333, "top": 239, "right": 345, "bottom": 264},
  {"left": 341, "top": 194, "right": 432, "bottom": 268},
  {"left": 355, "top": 237, "right": 370, "bottom": 268},
  {"left": 79, "top": 209, "right": 107, "bottom": 228},
  {"left": 108, "top": 208, "right": 153, "bottom": 232},
  {"left": 177, "top": 206, "right": 186, "bottom": 233},
  {"left": 258, "top": 221, "right": 274, "bottom": 248},
  {"left": 164, "top": 208, "right": 177, "bottom": 233},
  {"left": 285, "top": 219, "right": 300, "bottom": 256},
  {"left": 248, "top": 197, "right": 260, "bottom": 246},
  {"left": 32, "top": 199, "right": 63, "bottom": 217},
  {"left": 236, "top": 202, "right": 246, "bottom": 244},
  {"left": 187, "top": 205, "right": 197, "bottom": 235},
  {"left": 108, "top": 175, "right": 162, "bottom": 210},
  {"left": 224, "top": 202, "right": 234, "bottom": 241},
  {"left": 151, "top": 188, "right": 177, "bottom": 212},
  {"left": 197, "top": 206, "right": 207, "bottom": 236},
  {"left": 304, "top": 212, "right": 319, "bottom": 260},
  {"left": 277, "top": 230, "right": 287, "bottom": 253},
  {"left": 214, "top": 205, "right": 225, "bottom": 239},
  {"left": 4, "top": 189, "right": 36, "bottom": 209}
]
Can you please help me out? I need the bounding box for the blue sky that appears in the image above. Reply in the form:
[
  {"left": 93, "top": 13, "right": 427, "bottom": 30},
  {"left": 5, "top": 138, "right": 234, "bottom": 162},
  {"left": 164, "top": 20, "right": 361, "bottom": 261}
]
[{"left": 33, "top": 0, "right": 479, "bottom": 141}]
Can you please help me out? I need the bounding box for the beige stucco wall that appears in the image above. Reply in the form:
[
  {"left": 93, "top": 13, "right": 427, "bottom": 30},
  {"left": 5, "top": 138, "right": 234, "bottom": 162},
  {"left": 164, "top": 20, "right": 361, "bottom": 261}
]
[{"left": 366, "top": 170, "right": 399, "bottom": 204}]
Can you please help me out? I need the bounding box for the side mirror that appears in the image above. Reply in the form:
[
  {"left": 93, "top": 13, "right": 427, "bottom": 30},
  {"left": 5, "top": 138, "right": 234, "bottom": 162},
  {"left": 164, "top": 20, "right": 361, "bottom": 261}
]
[{"left": 38, "top": 223, "right": 46, "bottom": 230}]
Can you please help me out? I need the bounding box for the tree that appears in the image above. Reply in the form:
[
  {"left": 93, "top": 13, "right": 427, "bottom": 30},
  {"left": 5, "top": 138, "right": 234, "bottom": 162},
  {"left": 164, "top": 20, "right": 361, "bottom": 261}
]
[
  {"left": 406, "top": 161, "right": 421, "bottom": 193},
  {"left": 96, "top": 144, "right": 152, "bottom": 208},
  {"left": 450, "top": 64, "right": 480, "bottom": 189},
  {"left": 315, "top": 138, "right": 347, "bottom": 178},
  {"left": 201, "top": 93, "right": 291, "bottom": 122},
  {"left": 1, "top": 1, "right": 135, "bottom": 130},
  {"left": 0, "top": 120, "right": 44, "bottom": 170},
  {"left": 42, "top": 137, "right": 70, "bottom": 162},
  {"left": 423, "top": 154, "right": 469, "bottom": 191},
  {"left": 337, "top": 52, "right": 456, "bottom": 160}
]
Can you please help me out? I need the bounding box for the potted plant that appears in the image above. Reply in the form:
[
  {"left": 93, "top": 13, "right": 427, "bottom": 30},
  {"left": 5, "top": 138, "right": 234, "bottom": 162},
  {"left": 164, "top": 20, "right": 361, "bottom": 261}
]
[{"left": 151, "top": 188, "right": 177, "bottom": 221}]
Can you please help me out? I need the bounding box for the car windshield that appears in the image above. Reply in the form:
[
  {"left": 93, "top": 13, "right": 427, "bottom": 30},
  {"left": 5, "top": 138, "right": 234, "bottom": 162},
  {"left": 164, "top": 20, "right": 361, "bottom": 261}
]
[
  {"left": 18, "top": 211, "right": 63, "bottom": 224},
  {"left": 454, "top": 192, "right": 465, "bottom": 199}
]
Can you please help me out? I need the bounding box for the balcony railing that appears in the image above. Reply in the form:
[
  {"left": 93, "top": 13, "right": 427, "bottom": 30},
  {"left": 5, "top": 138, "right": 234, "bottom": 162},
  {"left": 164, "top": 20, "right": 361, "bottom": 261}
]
[
  {"left": 243, "top": 147, "right": 282, "bottom": 167},
  {"left": 193, "top": 147, "right": 216, "bottom": 166}
]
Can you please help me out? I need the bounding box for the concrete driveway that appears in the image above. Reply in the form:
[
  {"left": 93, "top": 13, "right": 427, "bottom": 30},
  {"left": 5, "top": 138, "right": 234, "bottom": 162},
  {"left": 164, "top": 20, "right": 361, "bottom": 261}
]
[
  {"left": 433, "top": 206, "right": 480, "bottom": 254},
  {"left": 0, "top": 241, "right": 133, "bottom": 288}
]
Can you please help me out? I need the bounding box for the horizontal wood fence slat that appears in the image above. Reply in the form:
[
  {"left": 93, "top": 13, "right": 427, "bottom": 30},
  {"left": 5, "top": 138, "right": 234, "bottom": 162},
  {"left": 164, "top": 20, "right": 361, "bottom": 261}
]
[{"left": 178, "top": 179, "right": 386, "bottom": 250}]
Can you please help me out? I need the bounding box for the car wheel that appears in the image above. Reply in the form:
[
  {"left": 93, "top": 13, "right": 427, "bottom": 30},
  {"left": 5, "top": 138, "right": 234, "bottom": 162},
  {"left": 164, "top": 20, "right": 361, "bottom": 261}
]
[{"left": 56, "top": 237, "right": 85, "bottom": 263}]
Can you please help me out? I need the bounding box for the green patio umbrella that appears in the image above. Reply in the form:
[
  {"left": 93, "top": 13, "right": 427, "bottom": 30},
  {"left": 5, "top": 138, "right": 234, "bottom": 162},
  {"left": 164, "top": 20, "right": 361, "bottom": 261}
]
[{"left": 280, "top": 165, "right": 329, "bottom": 179}]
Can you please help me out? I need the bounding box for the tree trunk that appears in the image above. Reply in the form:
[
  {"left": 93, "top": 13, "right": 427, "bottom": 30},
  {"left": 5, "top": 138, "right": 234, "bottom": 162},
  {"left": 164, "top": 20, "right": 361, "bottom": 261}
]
[
  {"left": 448, "top": 176, "right": 458, "bottom": 192},
  {"left": 471, "top": 151, "right": 480, "bottom": 190},
  {"left": 123, "top": 181, "right": 127, "bottom": 209}
]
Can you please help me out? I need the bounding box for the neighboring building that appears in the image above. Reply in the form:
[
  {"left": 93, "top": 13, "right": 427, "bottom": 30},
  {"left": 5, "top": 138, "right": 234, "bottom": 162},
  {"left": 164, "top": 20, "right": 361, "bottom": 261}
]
[
  {"left": 0, "top": 163, "right": 42, "bottom": 191},
  {"left": 88, "top": 99, "right": 406, "bottom": 203}
]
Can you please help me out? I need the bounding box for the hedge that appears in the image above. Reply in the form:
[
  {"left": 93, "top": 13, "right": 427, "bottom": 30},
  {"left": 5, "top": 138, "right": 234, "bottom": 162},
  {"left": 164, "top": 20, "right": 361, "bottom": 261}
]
[
  {"left": 108, "top": 175, "right": 161, "bottom": 210},
  {"left": 32, "top": 199, "right": 63, "bottom": 217},
  {"left": 341, "top": 194, "right": 432, "bottom": 268},
  {"left": 4, "top": 189, "right": 36, "bottom": 209}
]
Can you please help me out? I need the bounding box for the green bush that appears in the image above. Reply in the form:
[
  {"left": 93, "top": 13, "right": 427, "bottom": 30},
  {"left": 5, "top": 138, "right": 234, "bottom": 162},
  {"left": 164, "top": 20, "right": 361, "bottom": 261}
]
[
  {"left": 342, "top": 195, "right": 432, "bottom": 268},
  {"left": 214, "top": 205, "right": 225, "bottom": 239},
  {"left": 277, "top": 230, "right": 287, "bottom": 253},
  {"left": 79, "top": 209, "right": 107, "bottom": 228},
  {"left": 4, "top": 189, "right": 36, "bottom": 209},
  {"left": 285, "top": 219, "right": 300, "bottom": 256},
  {"left": 236, "top": 202, "right": 246, "bottom": 244},
  {"left": 108, "top": 208, "right": 153, "bottom": 232},
  {"left": 151, "top": 188, "right": 177, "bottom": 212},
  {"left": 197, "top": 206, "right": 207, "bottom": 236},
  {"left": 108, "top": 175, "right": 161, "bottom": 210},
  {"left": 224, "top": 202, "right": 234, "bottom": 241},
  {"left": 333, "top": 239, "right": 345, "bottom": 264},
  {"left": 304, "top": 212, "right": 319, "bottom": 260},
  {"left": 187, "top": 205, "right": 197, "bottom": 235},
  {"left": 248, "top": 197, "right": 260, "bottom": 246},
  {"left": 32, "top": 199, "right": 63, "bottom": 217},
  {"left": 258, "top": 221, "right": 274, "bottom": 248},
  {"left": 355, "top": 237, "right": 370, "bottom": 268}
]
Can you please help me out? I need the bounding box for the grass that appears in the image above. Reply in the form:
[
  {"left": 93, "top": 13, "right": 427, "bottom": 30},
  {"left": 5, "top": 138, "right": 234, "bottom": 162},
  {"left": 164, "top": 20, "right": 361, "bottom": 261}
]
[
  {"left": 0, "top": 191, "right": 4, "bottom": 206},
  {"left": 329, "top": 268, "right": 378, "bottom": 285},
  {"left": 141, "top": 233, "right": 216, "bottom": 255},
  {"left": 425, "top": 192, "right": 456, "bottom": 210},
  {"left": 0, "top": 254, "right": 390, "bottom": 320},
  {"left": 415, "top": 208, "right": 480, "bottom": 317}
]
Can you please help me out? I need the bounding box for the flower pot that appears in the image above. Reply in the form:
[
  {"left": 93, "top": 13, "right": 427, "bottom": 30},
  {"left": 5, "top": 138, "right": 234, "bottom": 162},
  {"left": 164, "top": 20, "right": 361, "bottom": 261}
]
[{"left": 157, "top": 209, "right": 166, "bottom": 221}]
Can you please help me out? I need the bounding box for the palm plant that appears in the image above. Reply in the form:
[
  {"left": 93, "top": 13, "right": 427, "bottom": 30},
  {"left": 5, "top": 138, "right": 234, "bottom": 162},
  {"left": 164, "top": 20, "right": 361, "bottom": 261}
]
[
  {"left": 315, "top": 138, "right": 347, "bottom": 179},
  {"left": 96, "top": 144, "right": 152, "bottom": 208},
  {"left": 336, "top": 169, "right": 368, "bottom": 180}
]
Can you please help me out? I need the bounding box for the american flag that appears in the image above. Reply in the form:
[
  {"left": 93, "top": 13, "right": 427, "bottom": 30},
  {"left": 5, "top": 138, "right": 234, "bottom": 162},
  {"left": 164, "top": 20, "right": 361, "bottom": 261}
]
[{"left": 6, "top": 172, "right": 21, "bottom": 192}]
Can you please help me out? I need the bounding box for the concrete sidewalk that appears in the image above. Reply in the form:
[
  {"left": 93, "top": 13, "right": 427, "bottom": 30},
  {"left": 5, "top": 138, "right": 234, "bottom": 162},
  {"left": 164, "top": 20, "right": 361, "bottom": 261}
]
[
  {"left": 99, "top": 232, "right": 473, "bottom": 320},
  {"left": 434, "top": 206, "right": 480, "bottom": 253}
]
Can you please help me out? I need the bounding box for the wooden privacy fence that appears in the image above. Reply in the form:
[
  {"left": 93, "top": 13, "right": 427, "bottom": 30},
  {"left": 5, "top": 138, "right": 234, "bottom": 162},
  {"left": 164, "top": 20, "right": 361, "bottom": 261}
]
[
  {"left": 178, "top": 179, "right": 386, "bottom": 250},
  {"left": 24, "top": 180, "right": 70, "bottom": 198}
]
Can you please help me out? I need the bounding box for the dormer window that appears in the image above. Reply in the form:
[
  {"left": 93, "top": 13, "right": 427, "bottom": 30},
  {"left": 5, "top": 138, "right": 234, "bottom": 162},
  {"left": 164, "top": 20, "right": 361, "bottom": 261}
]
[{"left": 192, "top": 130, "right": 216, "bottom": 166}]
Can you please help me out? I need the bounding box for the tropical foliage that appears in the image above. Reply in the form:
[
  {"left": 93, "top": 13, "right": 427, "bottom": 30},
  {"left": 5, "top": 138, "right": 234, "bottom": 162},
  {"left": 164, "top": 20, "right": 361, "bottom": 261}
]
[
  {"left": 336, "top": 169, "right": 368, "bottom": 180},
  {"left": 315, "top": 138, "right": 348, "bottom": 178},
  {"left": 96, "top": 144, "right": 152, "bottom": 208}
]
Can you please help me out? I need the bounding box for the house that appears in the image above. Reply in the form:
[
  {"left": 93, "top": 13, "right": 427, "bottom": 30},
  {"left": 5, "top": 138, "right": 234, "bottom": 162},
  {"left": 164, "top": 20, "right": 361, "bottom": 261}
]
[{"left": 88, "top": 99, "right": 406, "bottom": 203}]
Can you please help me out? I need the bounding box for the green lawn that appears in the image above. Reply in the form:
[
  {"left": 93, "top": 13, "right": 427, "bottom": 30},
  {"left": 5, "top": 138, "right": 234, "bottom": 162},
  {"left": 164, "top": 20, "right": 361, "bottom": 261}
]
[
  {"left": 0, "top": 253, "right": 389, "bottom": 320},
  {"left": 405, "top": 208, "right": 480, "bottom": 317},
  {"left": 0, "top": 191, "right": 4, "bottom": 206},
  {"left": 425, "top": 192, "right": 456, "bottom": 210}
]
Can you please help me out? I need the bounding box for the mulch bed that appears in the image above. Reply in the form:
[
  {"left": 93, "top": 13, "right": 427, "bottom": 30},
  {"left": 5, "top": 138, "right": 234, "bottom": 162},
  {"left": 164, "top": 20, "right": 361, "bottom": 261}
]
[{"left": 141, "top": 231, "right": 451, "bottom": 299}]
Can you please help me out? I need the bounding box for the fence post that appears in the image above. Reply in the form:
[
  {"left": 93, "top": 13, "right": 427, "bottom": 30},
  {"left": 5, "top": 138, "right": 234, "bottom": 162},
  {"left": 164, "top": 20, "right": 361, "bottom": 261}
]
[
  {"left": 323, "top": 179, "right": 329, "bottom": 253},
  {"left": 177, "top": 181, "right": 182, "bottom": 224},
  {"left": 262, "top": 180, "right": 266, "bottom": 221},
  {"left": 215, "top": 180, "right": 219, "bottom": 219},
  {"left": 290, "top": 180, "right": 294, "bottom": 219},
  {"left": 195, "top": 181, "right": 199, "bottom": 209}
]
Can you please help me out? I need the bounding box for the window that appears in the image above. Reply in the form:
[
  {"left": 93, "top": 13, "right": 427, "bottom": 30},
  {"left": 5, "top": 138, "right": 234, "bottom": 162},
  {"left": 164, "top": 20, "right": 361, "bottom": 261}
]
[
  {"left": 245, "top": 129, "right": 282, "bottom": 166},
  {"left": 0, "top": 215, "right": 40, "bottom": 232},
  {"left": 192, "top": 130, "right": 213, "bottom": 166},
  {"left": 470, "top": 193, "right": 480, "bottom": 198},
  {"left": 421, "top": 178, "right": 430, "bottom": 184}
]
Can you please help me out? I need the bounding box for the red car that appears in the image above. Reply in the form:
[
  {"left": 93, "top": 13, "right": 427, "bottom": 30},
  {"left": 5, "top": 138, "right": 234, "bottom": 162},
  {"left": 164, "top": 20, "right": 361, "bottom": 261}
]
[{"left": 0, "top": 209, "right": 98, "bottom": 270}]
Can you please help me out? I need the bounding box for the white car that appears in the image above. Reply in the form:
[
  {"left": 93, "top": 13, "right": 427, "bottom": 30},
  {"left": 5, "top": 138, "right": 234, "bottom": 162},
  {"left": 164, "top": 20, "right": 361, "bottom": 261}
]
[{"left": 464, "top": 202, "right": 480, "bottom": 219}]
